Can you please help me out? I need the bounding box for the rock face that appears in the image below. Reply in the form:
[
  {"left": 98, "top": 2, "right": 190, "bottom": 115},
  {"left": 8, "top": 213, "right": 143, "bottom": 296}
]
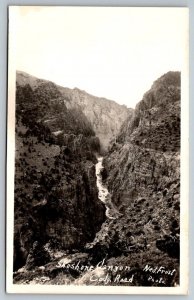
[
  {"left": 17, "top": 71, "right": 131, "bottom": 151},
  {"left": 104, "top": 71, "right": 180, "bottom": 205},
  {"left": 61, "top": 88, "right": 132, "bottom": 151},
  {"left": 14, "top": 74, "right": 106, "bottom": 271},
  {"left": 87, "top": 71, "right": 181, "bottom": 286}
]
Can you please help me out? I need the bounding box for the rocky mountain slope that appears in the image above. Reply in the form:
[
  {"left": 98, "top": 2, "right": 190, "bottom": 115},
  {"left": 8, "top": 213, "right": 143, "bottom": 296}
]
[
  {"left": 17, "top": 71, "right": 131, "bottom": 151},
  {"left": 85, "top": 71, "right": 181, "bottom": 286},
  {"left": 14, "top": 76, "right": 106, "bottom": 271}
]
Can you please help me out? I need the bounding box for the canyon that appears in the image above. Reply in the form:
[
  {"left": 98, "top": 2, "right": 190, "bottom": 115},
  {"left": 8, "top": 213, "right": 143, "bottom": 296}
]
[{"left": 13, "top": 71, "right": 180, "bottom": 287}]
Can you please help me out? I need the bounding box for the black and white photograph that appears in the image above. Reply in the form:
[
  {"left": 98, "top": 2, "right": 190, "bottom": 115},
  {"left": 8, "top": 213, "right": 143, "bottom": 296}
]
[{"left": 6, "top": 6, "right": 189, "bottom": 294}]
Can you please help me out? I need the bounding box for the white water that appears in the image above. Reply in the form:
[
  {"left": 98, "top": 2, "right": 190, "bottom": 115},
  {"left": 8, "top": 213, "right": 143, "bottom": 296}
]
[
  {"left": 95, "top": 157, "right": 122, "bottom": 219},
  {"left": 95, "top": 157, "right": 109, "bottom": 203}
]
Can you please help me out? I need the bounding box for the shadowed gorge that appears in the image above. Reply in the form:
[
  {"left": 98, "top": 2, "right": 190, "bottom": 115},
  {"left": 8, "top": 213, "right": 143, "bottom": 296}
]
[{"left": 14, "top": 71, "right": 130, "bottom": 272}]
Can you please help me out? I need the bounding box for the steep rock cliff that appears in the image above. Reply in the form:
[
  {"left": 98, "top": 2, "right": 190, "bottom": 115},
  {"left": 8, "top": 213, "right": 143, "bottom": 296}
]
[
  {"left": 86, "top": 71, "right": 181, "bottom": 286},
  {"left": 60, "top": 87, "right": 132, "bottom": 151}
]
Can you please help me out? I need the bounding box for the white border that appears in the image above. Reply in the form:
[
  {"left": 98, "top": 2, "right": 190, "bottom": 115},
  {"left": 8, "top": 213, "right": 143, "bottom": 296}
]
[{"left": 6, "top": 6, "right": 189, "bottom": 295}]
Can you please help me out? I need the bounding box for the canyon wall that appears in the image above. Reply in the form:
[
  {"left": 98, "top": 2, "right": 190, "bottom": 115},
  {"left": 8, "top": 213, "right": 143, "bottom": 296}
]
[
  {"left": 87, "top": 71, "right": 181, "bottom": 286},
  {"left": 14, "top": 74, "right": 107, "bottom": 271}
]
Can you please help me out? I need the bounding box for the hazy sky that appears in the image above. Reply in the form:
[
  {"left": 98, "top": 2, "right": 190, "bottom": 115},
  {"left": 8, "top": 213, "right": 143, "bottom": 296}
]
[{"left": 10, "top": 7, "right": 188, "bottom": 108}]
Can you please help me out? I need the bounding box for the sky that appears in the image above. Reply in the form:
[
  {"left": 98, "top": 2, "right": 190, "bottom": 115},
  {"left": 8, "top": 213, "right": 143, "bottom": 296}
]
[{"left": 9, "top": 7, "right": 188, "bottom": 108}]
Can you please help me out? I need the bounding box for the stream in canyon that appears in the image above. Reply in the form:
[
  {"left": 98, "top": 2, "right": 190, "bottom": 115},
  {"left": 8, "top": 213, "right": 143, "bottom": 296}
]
[{"left": 95, "top": 157, "right": 121, "bottom": 219}]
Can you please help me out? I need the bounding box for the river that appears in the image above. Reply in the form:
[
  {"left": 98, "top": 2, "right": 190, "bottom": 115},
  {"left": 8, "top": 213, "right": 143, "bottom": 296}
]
[{"left": 95, "top": 157, "right": 121, "bottom": 219}]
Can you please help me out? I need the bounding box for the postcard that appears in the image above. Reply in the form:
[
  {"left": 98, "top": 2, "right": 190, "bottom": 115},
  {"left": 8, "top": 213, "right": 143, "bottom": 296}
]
[{"left": 6, "top": 6, "right": 189, "bottom": 294}]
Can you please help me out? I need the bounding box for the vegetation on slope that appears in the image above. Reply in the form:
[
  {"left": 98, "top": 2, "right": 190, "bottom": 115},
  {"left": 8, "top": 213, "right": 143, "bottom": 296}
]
[{"left": 14, "top": 79, "right": 105, "bottom": 272}]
